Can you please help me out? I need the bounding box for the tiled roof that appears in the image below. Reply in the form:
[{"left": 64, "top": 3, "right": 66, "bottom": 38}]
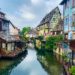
[{"left": 37, "top": 7, "right": 61, "bottom": 27}]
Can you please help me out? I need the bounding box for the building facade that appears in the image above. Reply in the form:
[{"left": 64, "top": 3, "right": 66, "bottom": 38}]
[
  {"left": 9, "top": 24, "right": 20, "bottom": 36},
  {"left": 36, "top": 7, "right": 63, "bottom": 37},
  {"left": 0, "top": 11, "right": 21, "bottom": 54},
  {"left": 9, "top": 23, "right": 20, "bottom": 40},
  {"left": 61, "top": 0, "right": 75, "bottom": 40},
  {"left": 26, "top": 29, "right": 38, "bottom": 38},
  {"left": 61, "top": 0, "right": 75, "bottom": 65},
  {"left": 0, "top": 12, "right": 9, "bottom": 34}
]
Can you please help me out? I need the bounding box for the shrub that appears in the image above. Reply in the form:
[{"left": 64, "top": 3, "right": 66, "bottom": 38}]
[
  {"left": 37, "top": 35, "right": 44, "bottom": 41},
  {"left": 69, "top": 66, "right": 75, "bottom": 75},
  {"left": 45, "top": 35, "right": 64, "bottom": 52}
]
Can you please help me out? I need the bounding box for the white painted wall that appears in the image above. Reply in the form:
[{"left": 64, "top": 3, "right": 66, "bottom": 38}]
[{"left": 9, "top": 24, "right": 19, "bottom": 35}]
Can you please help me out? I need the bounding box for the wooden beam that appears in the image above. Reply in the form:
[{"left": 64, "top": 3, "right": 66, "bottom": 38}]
[{"left": 6, "top": 43, "right": 7, "bottom": 51}]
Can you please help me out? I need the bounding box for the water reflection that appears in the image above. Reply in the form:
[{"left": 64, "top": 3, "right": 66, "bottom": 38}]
[
  {"left": 0, "top": 51, "right": 27, "bottom": 75},
  {"left": 10, "top": 49, "right": 48, "bottom": 75},
  {"left": 0, "top": 49, "right": 64, "bottom": 75},
  {"left": 37, "top": 51, "right": 64, "bottom": 75}
]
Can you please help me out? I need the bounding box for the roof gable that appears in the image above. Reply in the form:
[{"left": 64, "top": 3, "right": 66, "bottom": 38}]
[{"left": 38, "top": 7, "right": 61, "bottom": 27}]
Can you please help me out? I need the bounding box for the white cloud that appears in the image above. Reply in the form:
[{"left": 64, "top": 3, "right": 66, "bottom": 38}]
[
  {"left": 19, "top": 5, "right": 36, "bottom": 20},
  {"left": 30, "top": 0, "right": 62, "bottom": 13},
  {"left": 21, "top": 11, "right": 35, "bottom": 20},
  {"left": 31, "top": 0, "right": 42, "bottom": 5},
  {"left": 5, "top": 0, "right": 62, "bottom": 29},
  {"left": 31, "top": 0, "right": 40, "bottom": 5},
  {"left": 45, "top": 0, "right": 62, "bottom": 13},
  {"left": 6, "top": 13, "right": 23, "bottom": 29}
]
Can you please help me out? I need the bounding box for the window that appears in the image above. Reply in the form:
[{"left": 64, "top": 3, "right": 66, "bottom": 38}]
[
  {"left": 72, "top": 14, "right": 75, "bottom": 26},
  {"left": 2, "top": 43, "right": 6, "bottom": 49},
  {"left": 72, "top": 14, "right": 75, "bottom": 21},
  {"left": 65, "top": 16, "right": 69, "bottom": 25},
  {"left": 72, "top": 14, "right": 75, "bottom": 31},
  {"left": 64, "top": 1, "right": 69, "bottom": 9},
  {"left": 72, "top": 0, "right": 75, "bottom": 7},
  {"left": 64, "top": 3, "right": 67, "bottom": 9},
  {"left": 67, "top": 1, "right": 69, "bottom": 8}
]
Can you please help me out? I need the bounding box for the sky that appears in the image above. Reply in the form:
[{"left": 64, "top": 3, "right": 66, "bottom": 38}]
[{"left": 0, "top": 0, "right": 63, "bottom": 29}]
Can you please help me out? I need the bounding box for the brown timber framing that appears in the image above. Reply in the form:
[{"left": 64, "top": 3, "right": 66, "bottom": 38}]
[{"left": 0, "top": 38, "right": 16, "bottom": 51}]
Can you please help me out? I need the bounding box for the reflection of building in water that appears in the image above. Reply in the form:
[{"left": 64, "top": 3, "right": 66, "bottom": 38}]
[
  {"left": 0, "top": 52, "right": 27, "bottom": 75},
  {"left": 37, "top": 53, "right": 63, "bottom": 75}
]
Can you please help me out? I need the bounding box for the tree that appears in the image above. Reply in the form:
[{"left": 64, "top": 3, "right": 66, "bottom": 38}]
[
  {"left": 45, "top": 36, "right": 57, "bottom": 52},
  {"left": 21, "top": 27, "right": 30, "bottom": 35},
  {"left": 21, "top": 27, "right": 31, "bottom": 41}
]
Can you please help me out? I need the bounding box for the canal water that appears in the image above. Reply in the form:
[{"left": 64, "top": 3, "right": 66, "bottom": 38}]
[{"left": 0, "top": 49, "right": 64, "bottom": 75}]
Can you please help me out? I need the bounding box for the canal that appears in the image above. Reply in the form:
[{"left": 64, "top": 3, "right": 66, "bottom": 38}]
[{"left": 0, "top": 48, "right": 64, "bottom": 75}]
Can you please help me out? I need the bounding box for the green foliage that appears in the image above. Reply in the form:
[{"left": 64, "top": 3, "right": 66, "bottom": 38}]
[
  {"left": 69, "top": 66, "right": 75, "bottom": 75},
  {"left": 62, "top": 51, "right": 70, "bottom": 63},
  {"left": 21, "top": 27, "right": 30, "bottom": 35},
  {"left": 45, "top": 36, "right": 57, "bottom": 52},
  {"left": 37, "top": 35, "right": 44, "bottom": 41},
  {"left": 21, "top": 27, "right": 31, "bottom": 41},
  {"left": 45, "top": 35, "right": 64, "bottom": 52},
  {"left": 35, "top": 35, "right": 44, "bottom": 50},
  {"left": 62, "top": 52, "right": 67, "bottom": 59},
  {"left": 55, "top": 35, "right": 64, "bottom": 42}
]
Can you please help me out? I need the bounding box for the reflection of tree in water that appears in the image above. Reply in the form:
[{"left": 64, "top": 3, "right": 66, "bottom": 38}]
[
  {"left": 37, "top": 51, "right": 63, "bottom": 75},
  {"left": 0, "top": 50, "right": 27, "bottom": 75}
]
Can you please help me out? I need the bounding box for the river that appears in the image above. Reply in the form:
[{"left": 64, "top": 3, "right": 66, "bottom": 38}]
[{"left": 0, "top": 48, "right": 64, "bottom": 75}]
